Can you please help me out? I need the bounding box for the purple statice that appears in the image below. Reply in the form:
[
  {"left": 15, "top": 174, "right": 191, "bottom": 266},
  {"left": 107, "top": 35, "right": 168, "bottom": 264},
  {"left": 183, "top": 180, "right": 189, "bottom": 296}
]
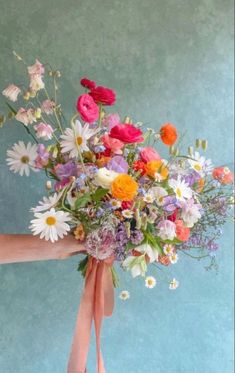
[
  {"left": 207, "top": 241, "right": 219, "bottom": 252},
  {"left": 115, "top": 223, "right": 129, "bottom": 261},
  {"left": 76, "top": 173, "right": 87, "bottom": 188},
  {"left": 130, "top": 230, "right": 144, "bottom": 245},
  {"left": 55, "top": 161, "right": 77, "bottom": 179}
]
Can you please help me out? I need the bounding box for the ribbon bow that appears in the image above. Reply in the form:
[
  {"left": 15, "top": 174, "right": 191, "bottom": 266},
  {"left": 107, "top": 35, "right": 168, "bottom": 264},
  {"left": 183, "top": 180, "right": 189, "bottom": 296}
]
[{"left": 0, "top": 235, "right": 115, "bottom": 373}]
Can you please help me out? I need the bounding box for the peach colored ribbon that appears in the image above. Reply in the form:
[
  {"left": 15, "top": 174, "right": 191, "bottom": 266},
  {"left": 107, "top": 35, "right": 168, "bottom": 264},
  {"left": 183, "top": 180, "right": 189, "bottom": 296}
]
[{"left": 0, "top": 235, "right": 114, "bottom": 373}]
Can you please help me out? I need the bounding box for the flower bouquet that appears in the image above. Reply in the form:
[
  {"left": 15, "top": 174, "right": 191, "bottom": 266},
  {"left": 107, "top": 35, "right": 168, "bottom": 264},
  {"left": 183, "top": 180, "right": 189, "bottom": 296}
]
[{"left": 0, "top": 53, "right": 234, "bottom": 372}]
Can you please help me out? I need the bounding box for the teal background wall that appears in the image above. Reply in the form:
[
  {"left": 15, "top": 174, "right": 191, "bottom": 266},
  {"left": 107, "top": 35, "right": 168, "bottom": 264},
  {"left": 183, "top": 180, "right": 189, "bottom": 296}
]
[{"left": 0, "top": 0, "right": 234, "bottom": 372}]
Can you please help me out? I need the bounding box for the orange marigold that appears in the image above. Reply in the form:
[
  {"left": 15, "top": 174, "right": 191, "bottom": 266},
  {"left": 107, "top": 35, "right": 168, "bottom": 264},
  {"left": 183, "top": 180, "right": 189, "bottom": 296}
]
[
  {"left": 111, "top": 174, "right": 138, "bottom": 201},
  {"left": 145, "top": 160, "right": 169, "bottom": 180},
  {"left": 160, "top": 123, "right": 177, "bottom": 146}
]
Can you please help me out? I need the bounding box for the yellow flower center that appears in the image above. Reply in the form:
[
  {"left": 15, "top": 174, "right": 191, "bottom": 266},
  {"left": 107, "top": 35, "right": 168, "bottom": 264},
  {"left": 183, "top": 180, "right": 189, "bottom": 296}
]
[
  {"left": 46, "top": 216, "right": 56, "bottom": 226},
  {"left": 76, "top": 136, "right": 83, "bottom": 146},
  {"left": 194, "top": 164, "right": 202, "bottom": 171},
  {"left": 21, "top": 155, "right": 29, "bottom": 164},
  {"left": 147, "top": 279, "right": 154, "bottom": 285},
  {"left": 176, "top": 188, "right": 182, "bottom": 198}
]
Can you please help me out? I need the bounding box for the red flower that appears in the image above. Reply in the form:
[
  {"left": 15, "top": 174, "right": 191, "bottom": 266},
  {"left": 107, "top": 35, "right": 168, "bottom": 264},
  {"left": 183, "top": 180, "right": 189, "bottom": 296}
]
[
  {"left": 158, "top": 255, "right": 171, "bottom": 266},
  {"left": 175, "top": 220, "right": 190, "bottom": 241},
  {"left": 212, "top": 167, "right": 234, "bottom": 185},
  {"left": 89, "top": 86, "right": 116, "bottom": 106},
  {"left": 80, "top": 77, "right": 96, "bottom": 90},
  {"left": 167, "top": 209, "right": 179, "bottom": 222},
  {"left": 133, "top": 160, "right": 146, "bottom": 175},
  {"left": 110, "top": 123, "right": 144, "bottom": 144},
  {"left": 76, "top": 94, "right": 99, "bottom": 123}
]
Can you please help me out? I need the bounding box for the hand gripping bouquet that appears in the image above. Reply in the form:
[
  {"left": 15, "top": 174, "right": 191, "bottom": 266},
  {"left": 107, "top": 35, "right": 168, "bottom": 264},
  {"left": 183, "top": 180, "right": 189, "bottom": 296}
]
[{"left": 0, "top": 53, "right": 234, "bottom": 372}]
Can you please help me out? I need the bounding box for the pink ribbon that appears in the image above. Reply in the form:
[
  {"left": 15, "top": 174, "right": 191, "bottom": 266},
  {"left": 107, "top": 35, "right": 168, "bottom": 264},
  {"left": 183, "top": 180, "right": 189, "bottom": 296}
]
[{"left": 0, "top": 235, "right": 114, "bottom": 373}]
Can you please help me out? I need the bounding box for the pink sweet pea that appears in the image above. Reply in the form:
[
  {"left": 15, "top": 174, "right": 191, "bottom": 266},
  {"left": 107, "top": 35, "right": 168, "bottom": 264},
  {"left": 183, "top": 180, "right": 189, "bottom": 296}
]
[
  {"left": 76, "top": 94, "right": 99, "bottom": 123},
  {"left": 140, "top": 147, "right": 161, "bottom": 163},
  {"left": 101, "top": 134, "right": 124, "bottom": 154}
]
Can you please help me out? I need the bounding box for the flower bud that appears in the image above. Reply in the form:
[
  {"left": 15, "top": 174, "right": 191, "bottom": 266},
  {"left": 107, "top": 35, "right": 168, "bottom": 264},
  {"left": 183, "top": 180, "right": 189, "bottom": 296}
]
[
  {"left": 46, "top": 180, "right": 52, "bottom": 190},
  {"left": 188, "top": 146, "right": 194, "bottom": 156},
  {"left": 201, "top": 140, "right": 208, "bottom": 151},
  {"left": 195, "top": 139, "right": 201, "bottom": 148}
]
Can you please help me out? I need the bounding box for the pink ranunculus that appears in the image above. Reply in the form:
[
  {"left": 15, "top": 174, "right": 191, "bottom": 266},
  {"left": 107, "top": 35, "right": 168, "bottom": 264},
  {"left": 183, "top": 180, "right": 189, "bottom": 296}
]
[
  {"left": 140, "top": 147, "right": 161, "bottom": 163},
  {"left": 110, "top": 123, "right": 144, "bottom": 144},
  {"left": 76, "top": 93, "right": 99, "bottom": 123},
  {"left": 101, "top": 134, "right": 124, "bottom": 154},
  {"left": 34, "top": 123, "right": 54, "bottom": 140},
  {"left": 89, "top": 86, "right": 116, "bottom": 106},
  {"left": 102, "top": 113, "right": 120, "bottom": 130},
  {"left": 80, "top": 77, "right": 96, "bottom": 90}
]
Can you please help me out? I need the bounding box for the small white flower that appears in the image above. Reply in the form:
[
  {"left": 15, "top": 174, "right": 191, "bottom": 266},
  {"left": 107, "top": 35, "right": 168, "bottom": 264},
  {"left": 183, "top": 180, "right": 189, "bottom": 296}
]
[
  {"left": 31, "top": 192, "right": 63, "bottom": 212},
  {"left": 119, "top": 290, "right": 130, "bottom": 300},
  {"left": 6, "top": 141, "right": 37, "bottom": 176},
  {"left": 94, "top": 167, "right": 119, "bottom": 189},
  {"left": 157, "top": 220, "right": 176, "bottom": 241},
  {"left": 145, "top": 276, "right": 156, "bottom": 289},
  {"left": 110, "top": 199, "right": 122, "bottom": 209},
  {"left": 122, "top": 209, "right": 134, "bottom": 219},
  {"left": 29, "top": 208, "right": 71, "bottom": 242},
  {"left": 169, "top": 176, "right": 192, "bottom": 201},
  {"left": 163, "top": 244, "right": 175, "bottom": 256},
  {"left": 169, "top": 253, "right": 178, "bottom": 264},
  {"left": 149, "top": 186, "right": 168, "bottom": 206},
  {"left": 169, "top": 278, "right": 179, "bottom": 290},
  {"left": 2, "top": 84, "right": 21, "bottom": 102},
  {"left": 143, "top": 194, "right": 154, "bottom": 204},
  {"left": 60, "top": 120, "right": 97, "bottom": 158}
]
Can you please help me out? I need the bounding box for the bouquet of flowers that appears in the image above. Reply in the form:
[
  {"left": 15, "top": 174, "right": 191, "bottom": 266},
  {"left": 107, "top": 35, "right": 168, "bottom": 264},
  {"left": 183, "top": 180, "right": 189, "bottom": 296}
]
[{"left": 1, "top": 53, "right": 234, "bottom": 291}]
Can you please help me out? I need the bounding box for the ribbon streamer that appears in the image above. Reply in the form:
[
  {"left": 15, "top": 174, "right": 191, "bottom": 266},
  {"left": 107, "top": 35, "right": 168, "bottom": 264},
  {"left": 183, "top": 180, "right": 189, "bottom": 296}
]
[{"left": 0, "top": 235, "right": 114, "bottom": 373}]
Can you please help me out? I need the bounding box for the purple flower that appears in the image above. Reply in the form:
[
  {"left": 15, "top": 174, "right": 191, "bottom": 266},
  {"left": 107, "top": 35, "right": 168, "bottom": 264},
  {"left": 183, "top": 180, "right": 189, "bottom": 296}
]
[
  {"left": 37, "top": 144, "right": 49, "bottom": 162},
  {"left": 55, "top": 161, "right": 77, "bottom": 179},
  {"left": 183, "top": 172, "right": 201, "bottom": 187},
  {"left": 163, "top": 196, "right": 179, "bottom": 212},
  {"left": 85, "top": 224, "right": 116, "bottom": 260},
  {"left": 107, "top": 155, "right": 129, "bottom": 173},
  {"left": 131, "top": 230, "right": 144, "bottom": 245}
]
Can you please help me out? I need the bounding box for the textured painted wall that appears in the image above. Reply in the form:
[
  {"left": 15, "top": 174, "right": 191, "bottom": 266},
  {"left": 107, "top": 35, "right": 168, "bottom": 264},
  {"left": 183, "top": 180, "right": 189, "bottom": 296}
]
[{"left": 0, "top": 1, "right": 234, "bottom": 372}]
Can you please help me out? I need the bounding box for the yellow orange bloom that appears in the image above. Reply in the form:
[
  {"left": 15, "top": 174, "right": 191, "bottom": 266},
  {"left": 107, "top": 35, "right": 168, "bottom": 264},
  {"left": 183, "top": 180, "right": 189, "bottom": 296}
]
[
  {"left": 111, "top": 174, "right": 138, "bottom": 201},
  {"left": 96, "top": 156, "right": 111, "bottom": 168},
  {"left": 197, "top": 178, "right": 205, "bottom": 192},
  {"left": 145, "top": 160, "right": 169, "bottom": 180},
  {"left": 74, "top": 224, "right": 85, "bottom": 241}
]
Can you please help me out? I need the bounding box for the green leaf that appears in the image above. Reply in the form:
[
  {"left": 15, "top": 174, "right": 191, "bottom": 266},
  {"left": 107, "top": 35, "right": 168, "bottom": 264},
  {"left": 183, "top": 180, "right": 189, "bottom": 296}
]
[
  {"left": 92, "top": 187, "right": 109, "bottom": 203},
  {"left": 75, "top": 193, "right": 91, "bottom": 209},
  {"left": 144, "top": 231, "right": 163, "bottom": 255},
  {"left": 77, "top": 255, "right": 89, "bottom": 277}
]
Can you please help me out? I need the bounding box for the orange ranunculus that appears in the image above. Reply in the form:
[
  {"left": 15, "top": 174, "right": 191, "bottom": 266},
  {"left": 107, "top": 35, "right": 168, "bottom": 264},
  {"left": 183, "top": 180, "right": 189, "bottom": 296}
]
[
  {"left": 212, "top": 166, "right": 234, "bottom": 185},
  {"left": 175, "top": 220, "right": 190, "bottom": 242},
  {"left": 111, "top": 174, "right": 138, "bottom": 201},
  {"left": 145, "top": 160, "right": 169, "bottom": 180},
  {"left": 160, "top": 123, "right": 178, "bottom": 146}
]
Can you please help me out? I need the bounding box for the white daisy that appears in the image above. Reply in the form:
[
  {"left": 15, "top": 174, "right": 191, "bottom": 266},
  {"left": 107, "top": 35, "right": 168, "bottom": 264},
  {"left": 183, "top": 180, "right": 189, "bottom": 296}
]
[
  {"left": 188, "top": 151, "right": 213, "bottom": 176},
  {"left": 119, "top": 290, "right": 130, "bottom": 300},
  {"left": 110, "top": 199, "right": 122, "bottom": 209},
  {"left": 169, "top": 176, "right": 192, "bottom": 201},
  {"left": 122, "top": 209, "right": 134, "bottom": 219},
  {"left": 60, "top": 120, "right": 97, "bottom": 158},
  {"left": 6, "top": 141, "right": 37, "bottom": 176},
  {"left": 169, "top": 252, "right": 179, "bottom": 264},
  {"left": 169, "top": 278, "right": 179, "bottom": 290},
  {"left": 163, "top": 243, "right": 175, "bottom": 256},
  {"left": 29, "top": 208, "right": 71, "bottom": 242},
  {"left": 31, "top": 191, "right": 63, "bottom": 212},
  {"left": 145, "top": 276, "right": 157, "bottom": 289},
  {"left": 143, "top": 194, "right": 154, "bottom": 204}
]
